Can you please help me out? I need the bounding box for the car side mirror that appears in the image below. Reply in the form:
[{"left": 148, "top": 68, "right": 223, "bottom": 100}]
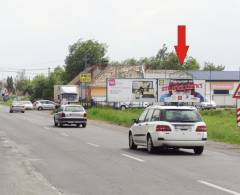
[{"left": 132, "top": 119, "right": 139, "bottom": 124}]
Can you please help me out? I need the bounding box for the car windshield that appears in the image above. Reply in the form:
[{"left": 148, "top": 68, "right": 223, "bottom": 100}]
[
  {"left": 64, "top": 106, "right": 84, "bottom": 112},
  {"left": 161, "top": 109, "right": 202, "bottom": 122},
  {"left": 13, "top": 102, "right": 23, "bottom": 106}
]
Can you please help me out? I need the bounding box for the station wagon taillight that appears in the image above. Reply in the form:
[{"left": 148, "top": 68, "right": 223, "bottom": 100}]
[
  {"left": 196, "top": 125, "right": 207, "bottom": 132},
  {"left": 156, "top": 125, "right": 171, "bottom": 132}
]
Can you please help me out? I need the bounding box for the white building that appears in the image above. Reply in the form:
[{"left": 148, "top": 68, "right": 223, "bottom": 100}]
[{"left": 145, "top": 70, "right": 239, "bottom": 107}]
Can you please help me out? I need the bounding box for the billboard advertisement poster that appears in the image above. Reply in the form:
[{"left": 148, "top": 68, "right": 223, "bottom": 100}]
[
  {"left": 107, "top": 79, "right": 157, "bottom": 102},
  {"left": 158, "top": 79, "right": 205, "bottom": 103}
]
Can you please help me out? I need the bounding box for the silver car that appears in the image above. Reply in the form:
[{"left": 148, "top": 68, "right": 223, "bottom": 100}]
[
  {"left": 34, "top": 100, "right": 56, "bottom": 110},
  {"left": 53, "top": 105, "right": 87, "bottom": 128},
  {"left": 9, "top": 101, "right": 25, "bottom": 113}
]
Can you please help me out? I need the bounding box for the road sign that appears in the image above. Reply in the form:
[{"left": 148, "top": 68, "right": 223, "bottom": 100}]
[
  {"left": 233, "top": 84, "right": 240, "bottom": 99},
  {"left": 80, "top": 73, "right": 91, "bottom": 83}
]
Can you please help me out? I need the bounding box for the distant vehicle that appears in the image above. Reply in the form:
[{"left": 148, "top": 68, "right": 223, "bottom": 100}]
[
  {"left": 20, "top": 101, "right": 33, "bottom": 110},
  {"left": 54, "top": 85, "right": 80, "bottom": 104},
  {"left": 33, "top": 100, "right": 56, "bottom": 110},
  {"left": 114, "top": 102, "right": 151, "bottom": 110},
  {"left": 9, "top": 101, "right": 25, "bottom": 113},
  {"left": 129, "top": 105, "right": 207, "bottom": 155},
  {"left": 200, "top": 100, "right": 217, "bottom": 109},
  {"left": 53, "top": 105, "right": 87, "bottom": 128}
]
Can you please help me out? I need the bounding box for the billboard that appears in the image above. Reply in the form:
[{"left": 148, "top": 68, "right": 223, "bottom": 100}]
[
  {"left": 158, "top": 79, "right": 205, "bottom": 103},
  {"left": 107, "top": 79, "right": 158, "bottom": 102}
]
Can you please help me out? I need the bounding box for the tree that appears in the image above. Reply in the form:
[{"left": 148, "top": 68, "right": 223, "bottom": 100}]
[
  {"left": 30, "top": 75, "right": 49, "bottom": 101},
  {"left": 6, "top": 76, "right": 14, "bottom": 93},
  {"left": 141, "top": 44, "right": 200, "bottom": 70},
  {"left": 122, "top": 58, "right": 139, "bottom": 66},
  {"left": 183, "top": 57, "right": 200, "bottom": 70},
  {"left": 203, "top": 62, "right": 225, "bottom": 71},
  {"left": 65, "top": 39, "right": 108, "bottom": 82}
]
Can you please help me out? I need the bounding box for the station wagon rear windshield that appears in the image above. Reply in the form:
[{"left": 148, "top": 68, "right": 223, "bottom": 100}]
[
  {"left": 64, "top": 106, "right": 84, "bottom": 112},
  {"left": 161, "top": 109, "right": 202, "bottom": 123}
]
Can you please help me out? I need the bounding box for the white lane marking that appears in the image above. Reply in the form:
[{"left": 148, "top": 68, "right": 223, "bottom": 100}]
[
  {"left": 198, "top": 180, "right": 240, "bottom": 195},
  {"left": 121, "top": 154, "right": 145, "bottom": 162},
  {"left": 87, "top": 143, "right": 99, "bottom": 147},
  {"left": 60, "top": 132, "right": 69, "bottom": 137}
]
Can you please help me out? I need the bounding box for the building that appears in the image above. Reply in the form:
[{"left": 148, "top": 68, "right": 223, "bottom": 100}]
[
  {"left": 146, "top": 69, "right": 239, "bottom": 107},
  {"left": 69, "top": 65, "right": 144, "bottom": 101},
  {"left": 69, "top": 65, "right": 240, "bottom": 107}
]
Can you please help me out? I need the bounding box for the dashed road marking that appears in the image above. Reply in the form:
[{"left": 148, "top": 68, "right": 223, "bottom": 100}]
[
  {"left": 121, "top": 153, "right": 144, "bottom": 162},
  {"left": 198, "top": 180, "right": 240, "bottom": 195},
  {"left": 87, "top": 143, "right": 100, "bottom": 147}
]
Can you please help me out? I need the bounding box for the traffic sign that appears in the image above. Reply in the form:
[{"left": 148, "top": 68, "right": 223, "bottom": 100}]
[
  {"left": 80, "top": 73, "right": 91, "bottom": 83},
  {"left": 233, "top": 84, "right": 240, "bottom": 99}
]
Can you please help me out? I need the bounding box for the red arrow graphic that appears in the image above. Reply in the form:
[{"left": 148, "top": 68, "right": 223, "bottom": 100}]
[{"left": 174, "top": 25, "right": 189, "bottom": 65}]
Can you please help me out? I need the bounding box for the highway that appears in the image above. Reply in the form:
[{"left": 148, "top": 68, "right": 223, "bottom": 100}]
[{"left": 0, "top": 105, "right": 240, "bottom": 195}]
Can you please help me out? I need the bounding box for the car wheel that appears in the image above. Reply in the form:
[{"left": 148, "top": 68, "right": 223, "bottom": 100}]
[
  {"left": 38, "top": 107, "right": 43, "bottom": 111},
  {"left": 21, "top": 111, "right": 25, "bottom": 113},
  {"left": 147, "top": 135, "right": 155, "bottom": 153},
  {"left": 129, "top": 132, "right": 137, "bottom": 150},
  {"left": 120, "top": 105, "right": 126, "bottom": 110},
  {"left": 9, "top": 110, "right": 13, "bottom": 113},
  {"left": 54, "top": 118, "right": 58, "bottom": 127},
  {"left": 82, "top": 123, "right": 86, "bottom": 128},
  {"left": 193, "top": 146, "right": 204, "bottom": 155}
]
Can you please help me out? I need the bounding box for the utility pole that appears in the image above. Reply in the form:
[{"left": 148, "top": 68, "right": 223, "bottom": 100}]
[
  {"left": 210, "top": 67, "right": 212, "bottom": 102},
  {"left": 48, "top": 67, "right": 50, "bottom": 77}
]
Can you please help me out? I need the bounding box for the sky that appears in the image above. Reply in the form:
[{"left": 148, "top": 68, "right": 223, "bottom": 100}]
[{"left": 0, "top": 0, "right": 240, "bottom": 78}]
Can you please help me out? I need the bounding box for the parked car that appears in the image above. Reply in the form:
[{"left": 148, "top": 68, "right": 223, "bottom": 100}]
[
  {"left": 33, "top": 100, "right": 56, "bottom": 110},
  {"left": 200, "top": 100, "right": 217, "bottom": 109},
  {"left": 53, "top": 104, "right": 87, "bottom": 127},
  {"left": 9, "top": 101, "right": 25, "bottom": 113},
  {"left": 129, "top": 105, "right": 207, "bottom": 155},
  {"left": 114, "top": 101, "right": 151, "bottom": 110},
  {"left": 20, "top": 101, "right": 33, "bottom": 110}
]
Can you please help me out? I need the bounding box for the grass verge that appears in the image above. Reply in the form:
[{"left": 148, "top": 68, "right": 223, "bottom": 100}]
[
  {"left": 0, "top": 100, "right": 13, "bottom": 106},
  {"left": 88, "top": 107, "right": 240, "bottom": 145}
]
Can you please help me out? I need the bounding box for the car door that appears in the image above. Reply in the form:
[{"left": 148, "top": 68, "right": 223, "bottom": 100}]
[
  {"left": 48, "top": 101, "right": 55, "bottom": 109},
  {"left": 132, "top": 109, "right": 149, "bottom": 145},
  {"left": 141, "top": 108, "right": 154, "bottom": 144}
]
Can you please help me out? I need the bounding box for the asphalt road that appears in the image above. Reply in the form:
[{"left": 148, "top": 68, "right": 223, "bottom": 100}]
[{"left": 0, "top": 105, "right": 240, "bottom": 195}]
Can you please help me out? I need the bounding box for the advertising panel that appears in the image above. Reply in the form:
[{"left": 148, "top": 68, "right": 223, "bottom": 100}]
[
  {"left": 158, "top": 79, "right": 205, "bottom": 103},
  {"left": 107, "top": 79, "right": 157, "bottom": 102}
]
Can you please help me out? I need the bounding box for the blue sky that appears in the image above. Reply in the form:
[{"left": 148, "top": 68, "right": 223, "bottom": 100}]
[{"left": 0, "top": 0, "right": 239, "bottom": 78}]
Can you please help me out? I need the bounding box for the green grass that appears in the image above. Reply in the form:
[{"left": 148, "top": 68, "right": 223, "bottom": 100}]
[
  {"left": 200, "top": 109, "right": 240, "bottom": 145},
  {"left": 88, "top": 107, "right": 240, "bottom": 145},
  {"left": 87, "top": 107, "right": 143, "bottom": 127},
  {"left": 0, "top": 100, "right": 13, "bottom": 106}
]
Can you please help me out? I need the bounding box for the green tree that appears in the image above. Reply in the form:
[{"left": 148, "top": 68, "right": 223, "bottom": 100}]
[
  {"left": 203, "top": 62, "right": 225, "bottom": 71},
  {"left": 122, "top": 58, "right": 139, "bottom": 66},
  {"left": 65, "top": 39, "right": 108, "bottom": 82},
  {"left": 6, "top": 76, "right": 14, "bottom": 93},
  {"left": 30, "top": 75, "right": 49, "bottom": 101},
  {"left": 183, "top": 57, "right": 200, "bottom": 70}
]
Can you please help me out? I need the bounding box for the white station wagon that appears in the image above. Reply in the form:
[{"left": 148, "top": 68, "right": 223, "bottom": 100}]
[{"left": 129, "top": 106, "right": 207, "bottom": 155}]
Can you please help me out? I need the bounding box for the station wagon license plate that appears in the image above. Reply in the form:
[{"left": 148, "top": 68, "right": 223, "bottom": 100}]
[{"left": 175, "top": 125, "right": 192, "bottom": 131}]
